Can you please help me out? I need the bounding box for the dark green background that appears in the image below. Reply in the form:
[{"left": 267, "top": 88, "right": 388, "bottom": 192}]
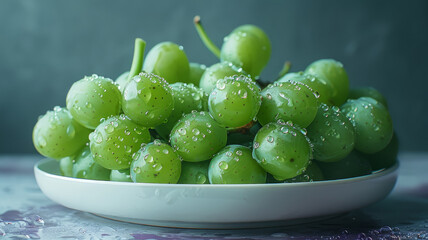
[{"left": 0, "top": 0, "right": 427, "bottom": 154}]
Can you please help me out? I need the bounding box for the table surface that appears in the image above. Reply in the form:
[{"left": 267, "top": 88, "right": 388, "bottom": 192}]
[{"left": 0, "top": 153, "right": 427, "bottom": 240}]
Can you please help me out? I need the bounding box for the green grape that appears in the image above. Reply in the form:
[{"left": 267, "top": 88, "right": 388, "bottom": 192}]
[
  {"left": 220, "top": 25, "right": 271, "bottom": 78},
  {"left": 170, "top": 111, "right": 227, "bottom": 162},
  {"left": 208, "top": 75, "right": 261, "bottom": 128},
  {"left": 33, "top": 106, "right": 91, "bottom": 160},
  {"left": 89, "top": 114, "right": 151, "bottom": 170},
  {"left": 130, "top": 140, "right": 181, "bottom": 183},
  {"left": 306, "top": 104, "right": 355, "bottom": 162},
  {"left": 209, "top": 145, "right": 266, "bottom": 184},
  {"left": 257, "top": 81, "right": 318, "bottom": 128},
  {"left": 305, "top": 59, "right": 349, "bottom": 106},
  {"left": 115, "top": 71, "right": 130, "bottom": 94},
  {"left": 277, "top": 72, "right": 334, "bottom": 105},
  {"left": 155, "top": 82, "right": 206, "bottom": 139},
  {"left": 122, "top": 72, "right": 174, "bottom": 127},
  {"left": 341, "top": 97, "right": 393, "bottom": 154},
  {"left": 72, "top": 146, "right": 110, "bottom": 180},
  {"left": 362, "top": 131, "right": 399, "bottom": 170},
  {"left": 178, "top": 160, "right": 210, "bottom": 184},
  {"left": 349, "top": 87, "right": 388, "bottom": 108},
  {"left": 59, "top": 155, "right": 75, "bottom": 177},
  {"left": 66, "top": 74, "right": 122, "bottom": 129},
  {"left": 199, "top": 62, "right": 247, "bottom": 94},
  {"left": 252, "top": 122, "right": 312, "bottom": 180},
  {"left": 318, "top": 151, "right": 372, "bottom": 180},
  {"left": 283, "top": 161, "right": 324, "bottom": 183},
  {"left": 110, "top": 169, "right": 132, "bottom": 182},
  {"left": 142, "top": 42, "right": 190, "bottom": 84},
  {"left": 189, "top": 63, "right": 206, "bottom": 87}
]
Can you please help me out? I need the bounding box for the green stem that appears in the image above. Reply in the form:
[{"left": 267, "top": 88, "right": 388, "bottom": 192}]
[
  {"left": 193, "top": 15, "right": 221, "bottom": 59},
  {"left": 127, "top": 38, "right": 146, "bottom": 81},
  {"left": 278, "top": 61, "right": 292, "bottom": 79}
]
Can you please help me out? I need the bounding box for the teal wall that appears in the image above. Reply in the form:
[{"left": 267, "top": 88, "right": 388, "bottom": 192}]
[{"left": 0, "top": 0, "right": 427, "bottom": 153}]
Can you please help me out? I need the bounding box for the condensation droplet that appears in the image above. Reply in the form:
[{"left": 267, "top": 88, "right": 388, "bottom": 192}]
[{"left": 219, "top": 161, "right": 229, "bottom": 170}]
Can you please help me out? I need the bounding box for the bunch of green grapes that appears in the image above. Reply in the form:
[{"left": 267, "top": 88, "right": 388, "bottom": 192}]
[{"left": 32, "top": 18, "right": 397, "bottom": 185}]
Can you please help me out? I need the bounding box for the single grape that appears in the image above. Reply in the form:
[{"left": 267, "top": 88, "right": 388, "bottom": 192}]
[
  {"left": 220, "top": 25, "right": 271, "bottom": 78},
  {"left": 59, "top": 155, "right": 74, "bottom": 177},
  {"left": 189, "top": 63, "right": 206, "bottom": 87},
  {"left": 178, "top": 160, "right": 210, "bottom": 184},
  {"left": 155, "top": 82, "right": 206, "bottom": 139},
  {"left": 170, "top": 111, "right": 227, "bottom": 162},
  {"left": 122, "top": 72, "right": 174, "bottom": 128},
  {"left": 209, "top": 145, "right": 266, "bottom": 184},
  {"left": 305, "top": 59, "right": 349, "bottom": 106},
  {"left": 341, "top": 97, "right": 393, "bottom": 154},
  {"left": 277, "top": 72, "right": 334, "bottom": 105},
  {"left": 89, "top": 114, "right": 151, "bottom": 170},
  {"left": 199, "top": 62, "right": 247, "bottom": 94},
  {"left": 208, "top": 75, "right": 261, "bottom": 128},
  {"left": 33, "top": 106, "right": 91, "bottom": 160},
  {"left": 252, "top": 122, "right": 312, "bottom": 180},
  {"left": 115, "top": 71, "right": 130, "bottom": 93},
  {"left": 257, "top": 81, "right": 318, "bottom": 128},
  {"left": 72, "top": 146, "right": 111, "bottom": 180},
  {"left": 349, "top": 87, "right": 388, "bottom": 108},
  {"left": 361, "top": 131, "right": 399, "bottom": 170},
  {"left": 130, "top": 140, "right": 181, "bottom": 184},
  {"left": 66, "top": 74, "right": 122, "bottom": 129},
  {"left": 317, "top": 151, "right": 372, "bottom": 180},
  {"left": 110, "top": 169, "right": 132, "bottom": 182},
  {"left": 142, "top": 42, "right": 190, "bottom": 84},
  {"left": 306, "top": 104, "right": 355, "bottom": 162}
]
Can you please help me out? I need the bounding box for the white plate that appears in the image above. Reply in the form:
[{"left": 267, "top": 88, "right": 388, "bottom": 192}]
[{"left": 34, "top": 158, "right": 398, "bottom": 229}]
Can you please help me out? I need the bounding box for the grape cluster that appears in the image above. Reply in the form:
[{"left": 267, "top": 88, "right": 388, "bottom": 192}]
[{"left": 32, "top": 17, "right": 397, "bottom": 184}]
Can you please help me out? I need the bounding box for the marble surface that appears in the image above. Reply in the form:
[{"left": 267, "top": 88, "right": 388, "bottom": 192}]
[{"left": 1, "top": 153, "right": 428, "bottom": 240}]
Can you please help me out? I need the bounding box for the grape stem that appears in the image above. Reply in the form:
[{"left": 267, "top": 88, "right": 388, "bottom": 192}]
[
  {"left": 127, "top": 38, "right": 146, "bottom": 81},
  {"left": 193, "top": 16, "right": 221, "bottom": 59},
  {"left": 277, "top": 61, "right": 292, "bottom": 79}
]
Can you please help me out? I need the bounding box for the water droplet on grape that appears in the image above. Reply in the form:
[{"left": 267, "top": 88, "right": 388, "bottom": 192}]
[
  {"left": 178, "top": 128, "right": 187, "bottom": 135},
  {"left": 196, "top": 173, "right": 207, "bottom": 184},
  {"left": 216, "top": 81, "right": 226, "bottom": 90},
  {"left": 192, "top": 128, "right": 200, "bottom": 135},
  {"left": 66, "top": 125, "right": 75, "bottom": 138},
  {"left": 95, "top": 132, "right": 103, "bottom": 143},
  {"left": 38, "top": 136, "right": 47, "bottom": 148},
  {"left": 266, "top": 136, "right": 274, "bottom": 143},
  {"left": 253, "top": 142, "right": 260, "bottom": 149},
  {"left": 219, "top": 161, "right": 229, "bottom": 170},
  {"left": 133, "top": 167, "right": 141, "bottom": 174},
  {"left": 153, "top": 163, "right": 162, "bottom": 172},
  {"left": 153, "top": 139, "right": 161, "bottom": 146},
  {"left": 105, "top": 124, "right": 114, "bottom": 133}
]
